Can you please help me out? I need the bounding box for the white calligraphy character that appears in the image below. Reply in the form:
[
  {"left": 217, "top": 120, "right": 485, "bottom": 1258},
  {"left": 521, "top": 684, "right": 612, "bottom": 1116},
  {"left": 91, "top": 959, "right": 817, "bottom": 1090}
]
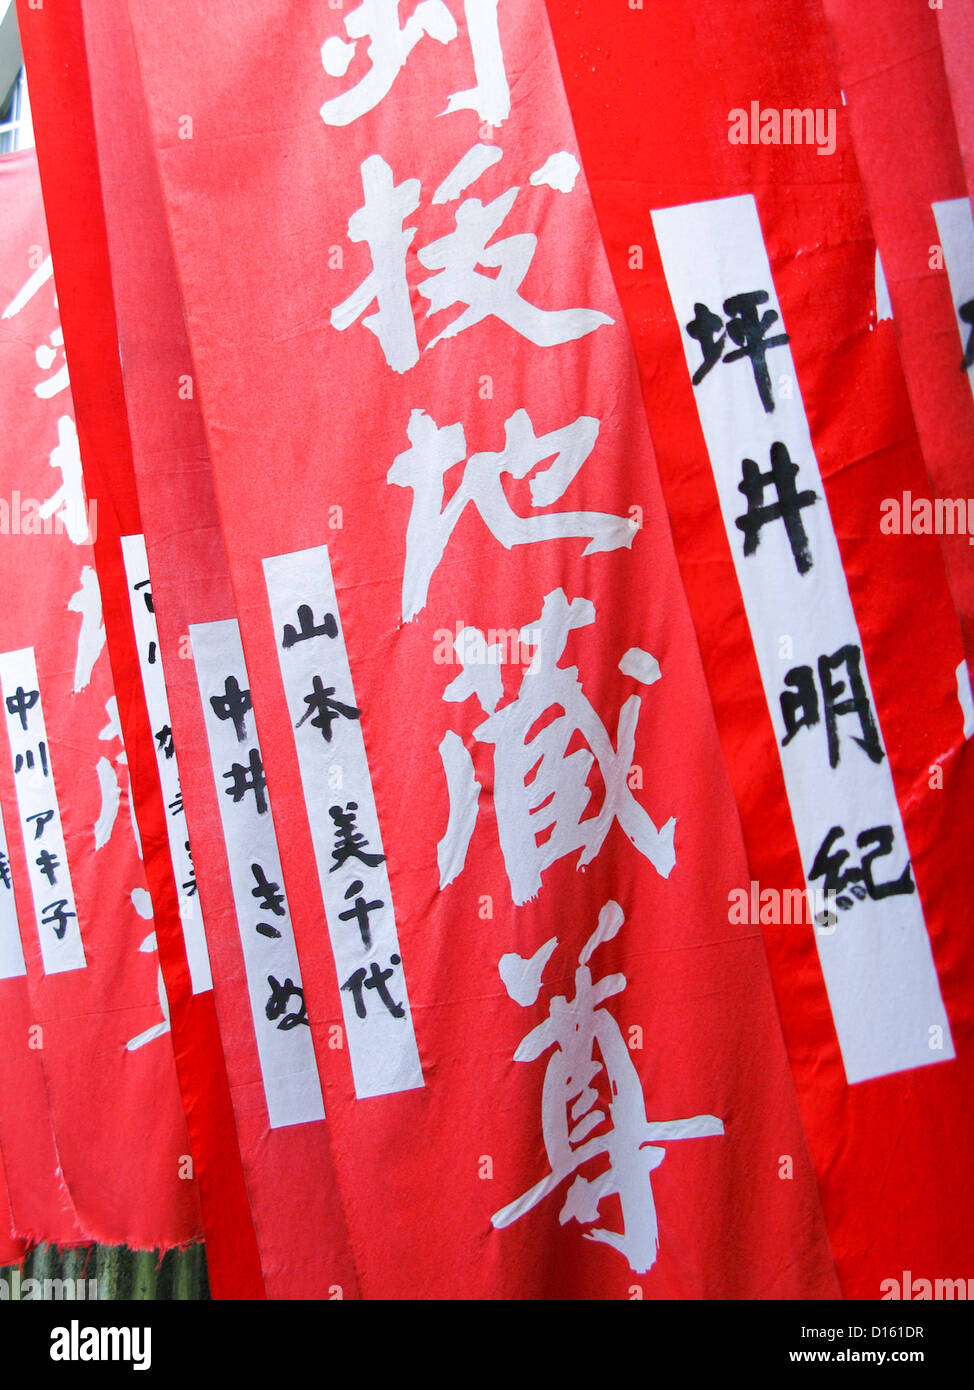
[
  {"left": 97, "top": 698, "right": 141, "bottom": 857},
  {"left": 439, "top": 589, "right": 676, "bottom": 903},
  {"left": 125, "top": 889, "right": 171, "bottom": 1052},
  {"left": 389, "top": 407, "right": 634, "bottom": 620},
  {"left": 320, "top": 0, "right": 509, "bottom": 127},
  {"left": 417, "top": 183, "right": 611, "bottom": 350},
  {"left": 331, "top": 154, "right": 422, "bottom": 373},
  {"left": 492, "top": 902, "right": 724, "bottom": 1273},
  {"left": 333, "top": 148, "right": 611, "bottom": 372},
  {"left": 67, "top": 564, "right": 106, "bottom": 693},
  {"left": 2, "top": 255, "right": 70, "bottom": 399}
]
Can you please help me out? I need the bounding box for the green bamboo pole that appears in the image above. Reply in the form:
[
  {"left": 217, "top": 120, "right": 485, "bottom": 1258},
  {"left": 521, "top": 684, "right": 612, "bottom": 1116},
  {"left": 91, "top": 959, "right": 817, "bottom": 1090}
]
[{"left": 2, "top": 1242, "right": 209, "bottom": 1300}]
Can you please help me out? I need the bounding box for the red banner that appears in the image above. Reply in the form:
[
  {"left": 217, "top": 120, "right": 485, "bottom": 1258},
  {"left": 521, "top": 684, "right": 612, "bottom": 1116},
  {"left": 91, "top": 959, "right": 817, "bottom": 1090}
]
[
  {"left": 822, "top": 0, "right": 974, "bottom": 664},
  {"left": 118, "top": 0, "right": 839, "bottom": 1296},
  {"left": 937, "top": 0, "right": 974, "bottom": 205},
  {"left": 0, "top": 146, "right": 198, "bottom": 1249},
  {"left": 8, "top": 0, "right": 971, "bottom": 1301},
  {"left": 0, "top": 928, "right": 84, "bottom": 1248},
  {"left": 15, "top": 0, "right": 264, "bottom": 1290},
  {"left": 544, "top": 0, "right": 974, "bottom": 1297},
  {"left": 81, "top": 0, "right": 360, "bottom": 1300},
  {"left": 0, "top": 1150, "right": 23, "bottom": 1268}
]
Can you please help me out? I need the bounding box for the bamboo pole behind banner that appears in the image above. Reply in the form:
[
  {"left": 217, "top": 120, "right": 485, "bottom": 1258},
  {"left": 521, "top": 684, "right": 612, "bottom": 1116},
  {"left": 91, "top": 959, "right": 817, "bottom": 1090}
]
[{"left": 0, "top": 1243, "right": 209, "bottom": 1299}]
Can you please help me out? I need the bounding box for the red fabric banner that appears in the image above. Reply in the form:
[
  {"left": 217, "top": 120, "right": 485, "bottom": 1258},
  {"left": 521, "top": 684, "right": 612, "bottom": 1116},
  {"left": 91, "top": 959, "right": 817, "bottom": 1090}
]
[
  {"left": 937, "top": 0, "right": 974, "bottom": 205},
  {"left": 0, "top": 926, "right": 85, "bottom": 1248},
  {"left": 822, "top": 0, "right": 974, "bottom": 664},
  {"left": 0, "top": 153, "right": 86, "bottom": 1245},
  {"left": 81, "top": 0, "right": 360, "bottom": 1300},
  {"left": 0, "top": 145, "right": 198, "bottom": 1249},
  {"left": 121, "top": 0, "right": 839, "bottom": 1296},
  {"left": 544, "top": 0, "right": 974, "bottom": 1297},
  {"left": 0, "top": 1149, "right": 24, "bottom": 1268},
  {"left": 15, "top": 0, "right": 264, "bottom": 1287}
]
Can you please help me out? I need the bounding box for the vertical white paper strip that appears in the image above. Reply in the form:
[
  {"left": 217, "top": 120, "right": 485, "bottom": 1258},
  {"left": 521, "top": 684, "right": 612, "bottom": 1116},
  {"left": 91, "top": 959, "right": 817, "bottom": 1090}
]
[
  {"left": 120, "top": 533, "right": 212, "bottom": 993},
  {"left": 652, "top": 193, "right": 952, "bottom": 1083},
  {"left": 263, "top": 544, "right": 424, "bottom": 1100},
  {"left": 0, "top": 791, "right": 26, "bottom": 980},
  {"left": 932, "top": 197, "right": 974, "bottom": 403},
  {"left": 0, "top": 647, "right": 86, "bottom": 974},
  {"left": 191, "top": 618, "right": 325, "bottom": 1128}
]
